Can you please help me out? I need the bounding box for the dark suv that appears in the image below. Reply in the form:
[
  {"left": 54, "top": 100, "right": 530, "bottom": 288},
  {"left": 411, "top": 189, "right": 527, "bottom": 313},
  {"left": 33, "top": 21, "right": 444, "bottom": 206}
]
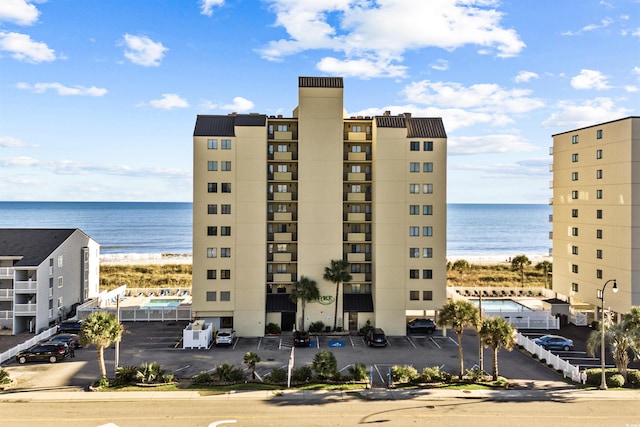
[
  {"left": 293, "top": 331, "right": 311, "bottom": 347},
  {"left": 407, "top": 318, "right": 437, "bottom": 334},
  {"left": 15, "top": 342, "right": 70, "bottom": 364},
  {"left": 58, "top": 320, "right": 83, "bottom": 334},
  {"left": 365, "top": 328, "right": 388, "bottom": 347}
]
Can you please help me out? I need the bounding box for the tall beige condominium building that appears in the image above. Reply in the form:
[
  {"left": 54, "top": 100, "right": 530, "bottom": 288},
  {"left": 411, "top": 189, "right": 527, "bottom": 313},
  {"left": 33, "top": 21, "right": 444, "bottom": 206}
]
[
  {"left": 552, "top": 116, "right": 640, "bottom": 317},
  {"left": 192, "top": 77, "right": 447, "bottom": 337}
]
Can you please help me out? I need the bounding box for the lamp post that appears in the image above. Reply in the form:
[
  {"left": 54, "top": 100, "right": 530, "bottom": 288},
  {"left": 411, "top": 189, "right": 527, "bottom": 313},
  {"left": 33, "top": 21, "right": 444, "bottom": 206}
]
[
  {"left": 598, "top": 279, "right": 618, "bottom": 390},
  {"left": 477, "top": 287, "right": 483, "bottom": 372}
]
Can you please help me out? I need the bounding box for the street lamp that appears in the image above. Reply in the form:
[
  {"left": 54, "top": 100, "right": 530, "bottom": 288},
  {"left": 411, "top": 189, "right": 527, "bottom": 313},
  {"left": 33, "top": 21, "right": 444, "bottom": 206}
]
[{"left": 598, "top": 279, "right": 618, "bottom": 390}]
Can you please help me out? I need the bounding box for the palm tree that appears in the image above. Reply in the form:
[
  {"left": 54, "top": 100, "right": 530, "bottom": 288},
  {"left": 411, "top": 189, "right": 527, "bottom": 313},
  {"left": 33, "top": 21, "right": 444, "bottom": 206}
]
[
  {"left": 243, "top": 351, "right": 261, "bottom": 380},
  {"left": 535, "top": 260, "right": 552, "bottom": 289},
  {"left": 587, "top": 311, "right": 640, "bottom": 382},
  {"left": 79, "top": 311, "right": 123, "bottom": 379},
  {"left": 479, "top": 316, "right": 517, "bottom": 381},
  {"left": 511, "top": 255, "right": 531, "bottom": 288},
  {"left": 290, "top": 275, "right": 320, "bottom": 331},
  {"left": 451, "top": 259, "right": 470, "bottom": 288},
  {"left": 437, "top": 300, "right": 480, "bottom": 380},
  {"left": 323, "top": 259, "right": 352, "bottom": 331}
]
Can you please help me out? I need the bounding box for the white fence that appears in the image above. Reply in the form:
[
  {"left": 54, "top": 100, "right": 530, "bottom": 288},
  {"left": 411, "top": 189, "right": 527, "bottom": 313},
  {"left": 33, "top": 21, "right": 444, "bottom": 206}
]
[
  {"left": 500, "top": 314, "right": 559, "bottom": 330},
  {"left": 78, "top": 306, "right": 192, "bottom": 322},
  {"left": 517, "top": 332, "right": 579, "bottom": 381},
  {"left": 0, "top": 325, "right": 57, "bottom": 365}
]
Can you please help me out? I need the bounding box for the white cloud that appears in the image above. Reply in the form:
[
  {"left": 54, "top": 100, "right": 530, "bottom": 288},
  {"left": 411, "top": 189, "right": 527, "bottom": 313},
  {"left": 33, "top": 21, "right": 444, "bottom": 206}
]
[
  {"left": 514, "top": 71, "right": 539, "bottom": 83},
  {"left": 146, "top": 94, "right": 189, "bottom": 110},
  {"left": 562, "top": 17, "right": 614, "bottom": 35},
  {"left": 449, "top": 134, "right": 537, "bottom": 155},
  {"left": 430, "top": 59, "right": 449, "bottom": 71},
  {"left": 542, "top": 97, "right": 631, "bottom": 128},
  {"left": 570, "top": 69, "right": 612, "bottom": 90},
  {"left": 0, "top": 0, "right": 40, "bottom": 26},
  {"left": 200, "top": 0, "right": 224, "bottom": 16},
  {"left": 258, "top": 1, "right": 524, "bottom": 78},
  {"left": 625, "top": 85, "right": 638, "bottom": 93},
  {"left": 0, "top": 31, "right": 55, "bottom": 63},
  {"left": 16, "top": 82, "right": 107, "bottom": 96},
  {"left": 317, "top": 56, "right": 407, "bottom": 78},
  {"left": 0, "top": 136, "right": 28, "bottom": 147},
  {"left": 121, "top": 34, "right": 168, "bottom": 67},
  {"left": 221, "top": 97, "right": 254, "bottom": 112}
]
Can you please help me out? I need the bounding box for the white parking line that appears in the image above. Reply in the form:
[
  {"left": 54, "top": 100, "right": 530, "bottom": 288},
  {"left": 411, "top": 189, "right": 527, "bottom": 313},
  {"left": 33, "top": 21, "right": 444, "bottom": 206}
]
[
  {"left": 406, "top": 336, "right": 417, "bottom": 348},
  {"left": 429, "top": 336, "right": 441, "bottom": 349}
]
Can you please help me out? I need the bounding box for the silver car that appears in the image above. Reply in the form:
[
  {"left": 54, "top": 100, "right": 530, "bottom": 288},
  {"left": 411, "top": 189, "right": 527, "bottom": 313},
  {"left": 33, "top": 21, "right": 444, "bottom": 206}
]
[{"left": 215, "top": 329, "right": 236, "bottom": 346}]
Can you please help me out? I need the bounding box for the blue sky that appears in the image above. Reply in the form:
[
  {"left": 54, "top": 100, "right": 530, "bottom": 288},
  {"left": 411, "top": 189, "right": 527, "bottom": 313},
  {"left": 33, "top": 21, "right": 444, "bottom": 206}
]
[{"left": 0, "top": 0, "right": 638, "bottom": 203}]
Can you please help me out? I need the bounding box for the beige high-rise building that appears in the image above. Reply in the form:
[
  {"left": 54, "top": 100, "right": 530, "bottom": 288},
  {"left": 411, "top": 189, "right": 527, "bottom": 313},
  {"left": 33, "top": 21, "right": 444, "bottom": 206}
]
[
  {"left": 192, "top": 77, "right": 447, "bottom": 336},
  {"left": 551, "top": 116, "right": 640, "bottom": 317}
]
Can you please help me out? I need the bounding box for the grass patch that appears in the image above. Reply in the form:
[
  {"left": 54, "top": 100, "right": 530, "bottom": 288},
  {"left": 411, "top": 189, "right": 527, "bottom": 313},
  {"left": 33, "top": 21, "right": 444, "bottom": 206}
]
[{"left": 100, "top": 264, "right": 192, "bottom": 290}]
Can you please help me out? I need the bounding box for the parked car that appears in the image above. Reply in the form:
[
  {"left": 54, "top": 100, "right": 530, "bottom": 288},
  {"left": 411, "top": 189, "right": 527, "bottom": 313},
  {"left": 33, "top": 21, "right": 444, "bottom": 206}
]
[
  {"left": 533, "top": 335, "right": 574, "bottom": 351},
  {"left": 406, "top": 318, "right": 437, "bottom": 334},
  {"left": 15, "top": 342, "right": 69, "bottom": 364},
  {"left": 58, "top": 320, "right": 83, "bottom": 334},
  {"left": 293, "top": 331, "right": 311, "bottom": 347},
  {"left": 365, "top": 328, "right": 388, "bottom": 347},
  {"left": 45, "top": 333, "right": 81, "bottom": 349},
  {"left": 215, "top": 329, "right": 236, "bottom": 346}
]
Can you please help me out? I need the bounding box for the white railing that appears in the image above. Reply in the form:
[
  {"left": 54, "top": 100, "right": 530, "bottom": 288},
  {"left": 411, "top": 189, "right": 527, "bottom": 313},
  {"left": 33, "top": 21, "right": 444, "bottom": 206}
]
[
  {"left": 0, "top": 289, "right": 14, "bottom": 299},
  {"left": 0, "top": 310, "right": 13, "bottom": 319},
  {"left": 569, "top": 309, "right": 589, "bottom": 326},
  {"left": 0, "top": 267, "right": 15, "bottom": 278},
  {"left": 77, "top": 306, "right": 192, "bottom": 322},
  {"left": 503, "top": 315, "right": 559, "bottom": 330},
  {"left": 0, "top": 325, "right": 57, "bottom": 365},
  {"left": 517, "top": 333, "right": 579, "bottom": 381},
  {"left": 14, "top": 303, "right": 37, "bottom": 315},
  {"left": 15, "top": 281, "right": 37, "bottom": 292}
]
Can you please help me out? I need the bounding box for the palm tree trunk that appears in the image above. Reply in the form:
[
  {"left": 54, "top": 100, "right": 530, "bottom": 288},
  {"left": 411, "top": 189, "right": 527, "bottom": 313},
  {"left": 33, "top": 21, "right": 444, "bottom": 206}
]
[
  {"left": 97, "top": 345, "right": 107, "bottom": 379},
  {"left": 333, "top": 282, "right": 340, "bottom": 331},
  {"left": 457, "top": 332, "right": 464, "bottom": 380},
  {"left": 493, "top": 348, "right": 499, "bottom": 381},
  {"left": 300, "top": 300, "right": 306, "bottom": 331}
]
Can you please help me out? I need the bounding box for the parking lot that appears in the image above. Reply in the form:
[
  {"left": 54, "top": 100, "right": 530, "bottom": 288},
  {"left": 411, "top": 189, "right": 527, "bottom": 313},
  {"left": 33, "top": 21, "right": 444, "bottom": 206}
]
[{"left": 1, "top": 320, "right": 578, "bottom": 390}]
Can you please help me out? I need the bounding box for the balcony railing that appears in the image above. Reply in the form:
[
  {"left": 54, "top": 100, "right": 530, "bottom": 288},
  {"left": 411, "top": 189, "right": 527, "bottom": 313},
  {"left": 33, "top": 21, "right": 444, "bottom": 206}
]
[
  {"left": 0, "top": 268, "right": 14, "bottom": 278},
  {"left": 15, "top": 281, "right": 37, "bottom": 292},
  {"left": 0, "top": 310, "right": 13, "bottom": 320},
  {"left": 14, "top": 303, "right": 37, "bottom": 315},
  {"left": 0, "top": 289, "right": 14, "bottom": 300}
]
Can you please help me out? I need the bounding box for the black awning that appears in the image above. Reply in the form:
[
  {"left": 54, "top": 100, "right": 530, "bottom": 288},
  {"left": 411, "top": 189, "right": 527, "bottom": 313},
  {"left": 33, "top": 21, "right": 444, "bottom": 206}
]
[
  {"left": 343, "top": 294, "right": 374, "bottom": 312},
  {"left": 266, "top": 294, "right": 296, "bottom": 313}
]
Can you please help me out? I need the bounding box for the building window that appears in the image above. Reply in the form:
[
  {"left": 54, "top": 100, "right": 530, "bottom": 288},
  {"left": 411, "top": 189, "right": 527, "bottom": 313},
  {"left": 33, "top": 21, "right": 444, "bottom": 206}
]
[
  {"left": 423, "top": 162, "right": 433, "bottom": 173},
  {"left": 207, "top": 226, "right": 217, "bottom": 236},
  {"left": 351, "top": 145, "right": 362, "bottom": 153},
  {"left": 277, "top": 124, "right": 288, "bottom": 132},
  {"left": 423, "top": 184, "right": 433, "bottom": 194},
  {"left": 221, "top": 248, "right": 231, "bottom": 258},
  {"left": 423, "top": 205, "right": 433, "bottom": 215},
  {"left": 423, "top": 290, "right": 433, "bottom": 301},
  {"left": 596, "top": 269, "right": 603, "bottom": 279},
  {"left": 571, "top": 209, "right": 578, "bottom": 218},
  {"left": 596, "top": 129, "right": 603, "bottom": 139},
  {"left": 571, "top": 172, "right": 578, "bottom": 181},
  {"left": 207, "top": 270, "right": 216, "bottom": 279},
  {"left": 410, "top": 141, "right": 420, "bottom": 151},
  {"left": 423, "top": 226, "right": 433, "bottom": 236},
  {"left": 423, "top": 269, "right": 433, "bottom": 279},
  {"left": 596, "top": 169, "right": 603, "bottom": 179},
  {"left": 208, "top": 161, "right": 218, "bottom": 171},
  {"left": 207, "top": 248, "right": 217, "bottom": 258},
  {"left": 278, "top": 164, "right": 289, "bottom": 173},
  {"left": 571, "top": 190, "right": 578, "bottom": 199},
  {"left": 596, "top": 249, "right": 603, "bottom": 259},
  {"left": 572, "top": 246, "right": 578, "bottom": 255},
  {"left": 221, "top": 204, "right": 231, "bottom": 214},
  {"left": 409, "top": 205, "right": 419, "bottom": 215},
  {"left": 423, "top": 248, "right": 433, "bottom": 258},
  {"left": 351, "top": 125, "right": 362, "bottom": 132},
  {"left": 221, "top": 139, "right": 231, "bottom": 149},
  {"left": 410, "top": 162, "right": 420, "bottom": 172},
  {"left": 596, "top": 209, "right": 602, "bottom": 219},
  {"left": 572, "top": 153, "right": 579, "bottom": 162},
  {"left": 424, "top": 141, "right": 433, "bottom": 151},
  {"left": 221, "top": 270, "right": 231, "bottom": 279},
  {"left": 220, "top": 291, "right": 231, "bottom": 301},
  {"left": 410, "top": 248, "right": 420, "bottom": 258},
  {"left": 208, "top": 204, "right": 217, "bottom": 214},
  {"left": 571, "top": 227, "right": 579, "bottom": 237},
  {"left": 572, "top": 264, "right": 578, "bottom": 273},
  {"left": 572, "top": 135, "right": 579, "bottom": 144},
  {"left": 410, "top": 290, "right": 419, "bottom": 300},
  {"left": 208, "top": 183, "right": 217, "bottom": 193},
  {"left": 57, "top": 276, "right": 63, "bottom": 288},
  {"left": 58, "top": 256, "right": 63, "bottom": 267},
  {"left": 206, "top": 291, "right": 216, "bottom": 301},
  {"left": 410, "top": 269, "right": 419, "bottom": 279},
  {"left": 208, "top": 139, "right": 218, "bottom": 149},
  {"left": 409, "top": 184, "right": 419, "bottom": 193},
  {"left": 596, "top": 229, "right": 603, "bottom": 239},
  {"left": 596, "top": 149, "right": 603, "bottom": 159},
  {"left": 221, "top": 161, "right": 231, "bottom": 171},
  {"left": 596, "top": 189, "right": 602, "bottom": 199},
  {"left": 571, "top": 283, "right": 579, "bottom": 292},
  {"left": 222, "top": 183, "right": 231, "bottom": 193},
  {"left": 277, "top": 144, "right": 287, "bottom": 152},
  {"left": 409, "top": 227, "right": 419, "bottom": 236},
  {"left": 221, "top": 226, "right": 231, "bottom": 236}
]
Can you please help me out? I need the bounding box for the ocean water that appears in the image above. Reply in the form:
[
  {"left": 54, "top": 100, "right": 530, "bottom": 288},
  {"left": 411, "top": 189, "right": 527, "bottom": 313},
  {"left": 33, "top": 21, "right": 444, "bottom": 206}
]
[{"left": 0, "top": 202, "right": 551, "bottom": 256}]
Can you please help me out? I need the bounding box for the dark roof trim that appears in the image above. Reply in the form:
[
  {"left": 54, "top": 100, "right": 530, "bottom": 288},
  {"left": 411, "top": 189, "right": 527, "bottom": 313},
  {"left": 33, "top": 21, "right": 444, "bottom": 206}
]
[
  {"left": 193, "top": 114, "right": 267, "bottom": 137},
  {"left": 299, "top": 76, "right": 343, "bottom": 88},
  {"left": 0, "top": 229, "right": 82, "bottom": 266},
  {"left": 375, "top": 116, "right": 447, "bottom": 138},
  {"left": 551, "top": 116, "right": 639, "bottom": 137}
]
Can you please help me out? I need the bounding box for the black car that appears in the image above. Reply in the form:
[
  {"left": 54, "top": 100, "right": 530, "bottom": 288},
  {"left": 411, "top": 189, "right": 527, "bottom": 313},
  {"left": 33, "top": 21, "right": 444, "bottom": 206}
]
[
  {"left": 407, "top": 318, "right": 437, "bottom": 334},
  {"left": 45, "top": 333, "right": 81, "bottom": 349},
  {"left": 58, "top": 320, "right": 83, "bottom": 334},
  {"left": 293, "top": 331, "right": 311, "bottom": 347},
  {"left": 15, "top": 342, "right": 70, "bottom": 364},
  {"left": 365, "top": 328, "right": 388, "bottom": 347}
]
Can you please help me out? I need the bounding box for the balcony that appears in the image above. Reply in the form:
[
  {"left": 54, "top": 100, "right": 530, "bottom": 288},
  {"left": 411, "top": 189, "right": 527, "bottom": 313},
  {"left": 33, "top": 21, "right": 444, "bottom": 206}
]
[
  {"left": 0, "top": 268, "right": 14, "bottom": 278},
  {"left": 347, "top": 253, "right": 365, "bottom": 262},
  {"left": 273, "top": 131, "right": 294, "bottom": 140},
  {"left": 0, "top": 310, "right": 13, "bottom": 320},
  {"left": 273, "top": 273, "right": 292, "bottom": 282},
  {"left": 0, "top": 289, "right": 13, "bottom": 300},
  {"left": 346, "top": 212, "right": 366, "bottom": 222},
  {"left": 14, "top": 303, "right": 37, "bottom": 315},
  {"left": 349, "top": 273, "right": 371, "bottom": 282},
  {"left": 273, "top": 232, "right": 293, "bottom": 242},
  {"left": 346, "top": 172, "right": 367, "bottom": 182},
  {"left": 549, "top": 214, "right": 553, "bottom": 222},
  {"left": 347, "top": 152, "right": 367, "bottom": 161},
  {"left": 273, "top": 253, "right": 292, "bottom": 262},
  {"left": 345, "top": 232, "right": 368, "bottom": 242},
  {"left": 273, "top": 172, "right": 293, "bottom": 181},
  {"left": 273, "top": 192, "right": 292, "bottom": 201},
  {"left": 346, "top": 193, "right": 367, "bottom": 202},
  {"left": 549, "top": 180, "right": 553, "bottom": 189},
  {"left": 15, "top": 281, "right": 37, "bottom": 293},
  {"left": 346, "top": 131, "right": 367, "bottom": 141},
  {"left": 273, "top": 151, "right": 293, "bottom": 161},
  {"left": 273, "top": 212, "right": 293, "bottom": 221}
]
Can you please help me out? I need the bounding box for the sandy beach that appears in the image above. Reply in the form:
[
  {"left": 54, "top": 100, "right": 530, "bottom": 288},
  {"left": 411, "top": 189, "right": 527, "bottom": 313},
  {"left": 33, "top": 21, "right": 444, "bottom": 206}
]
[{"left": 100, "top": 253, "right": 551, "bottom": 266}]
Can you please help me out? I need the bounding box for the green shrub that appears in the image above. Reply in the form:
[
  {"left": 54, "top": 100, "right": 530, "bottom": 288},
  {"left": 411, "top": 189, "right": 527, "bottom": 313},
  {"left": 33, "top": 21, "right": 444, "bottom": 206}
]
[
  {"left": 312, "top": 350, "right": 337, "bottom": 379},
  {"left": 626, "top": 370, "right": 640, "bottom": 388},
  {"left": 358, "top": 320, "right": 373, "bottom": 337},
  {"left": 0, "top": 368, "right": 11, "bottom": 385},
  {"left": 309, "top": 321, "right": 325, "bottom": 333},
  {"left": 267, "top": 368, "right": 287, "bottom": 384},
  {"left": 348, "top": 363, "right": 368, "bottom": 382},
  {"left": 421, "top": 366, "right": 445, "bottom": 383},
  {"left": 391, "top": 365, "right": 419, "bottom": 383},
  {"left": 114, "top": 365, "right": 139, "bottom": 385},
  {"left": 136, "top": 362, "right": 167, "bottom": 384},
  {"left": 584, "top": 368, "right": 621, "bottom": 386},
  {"left": 213, "top": 362, "right": 245, "bottom": 383},
  {"left": 93, "top": 377, "right": 110, "bottom": 388},
  {"left": 265, "top": 323, "right": 281, "bottom": 334},
  {"left": 292, "top": 365, "right": 313, "bottom": 383},
  {"left": 609, "top": 374, "right": 625, "bottom": 388},
  {"left": 191, "top": 371, "right": 213, "bottom": 385},
  {"left": 465, "top": 367, "right": 488, "bottom": 383}
]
